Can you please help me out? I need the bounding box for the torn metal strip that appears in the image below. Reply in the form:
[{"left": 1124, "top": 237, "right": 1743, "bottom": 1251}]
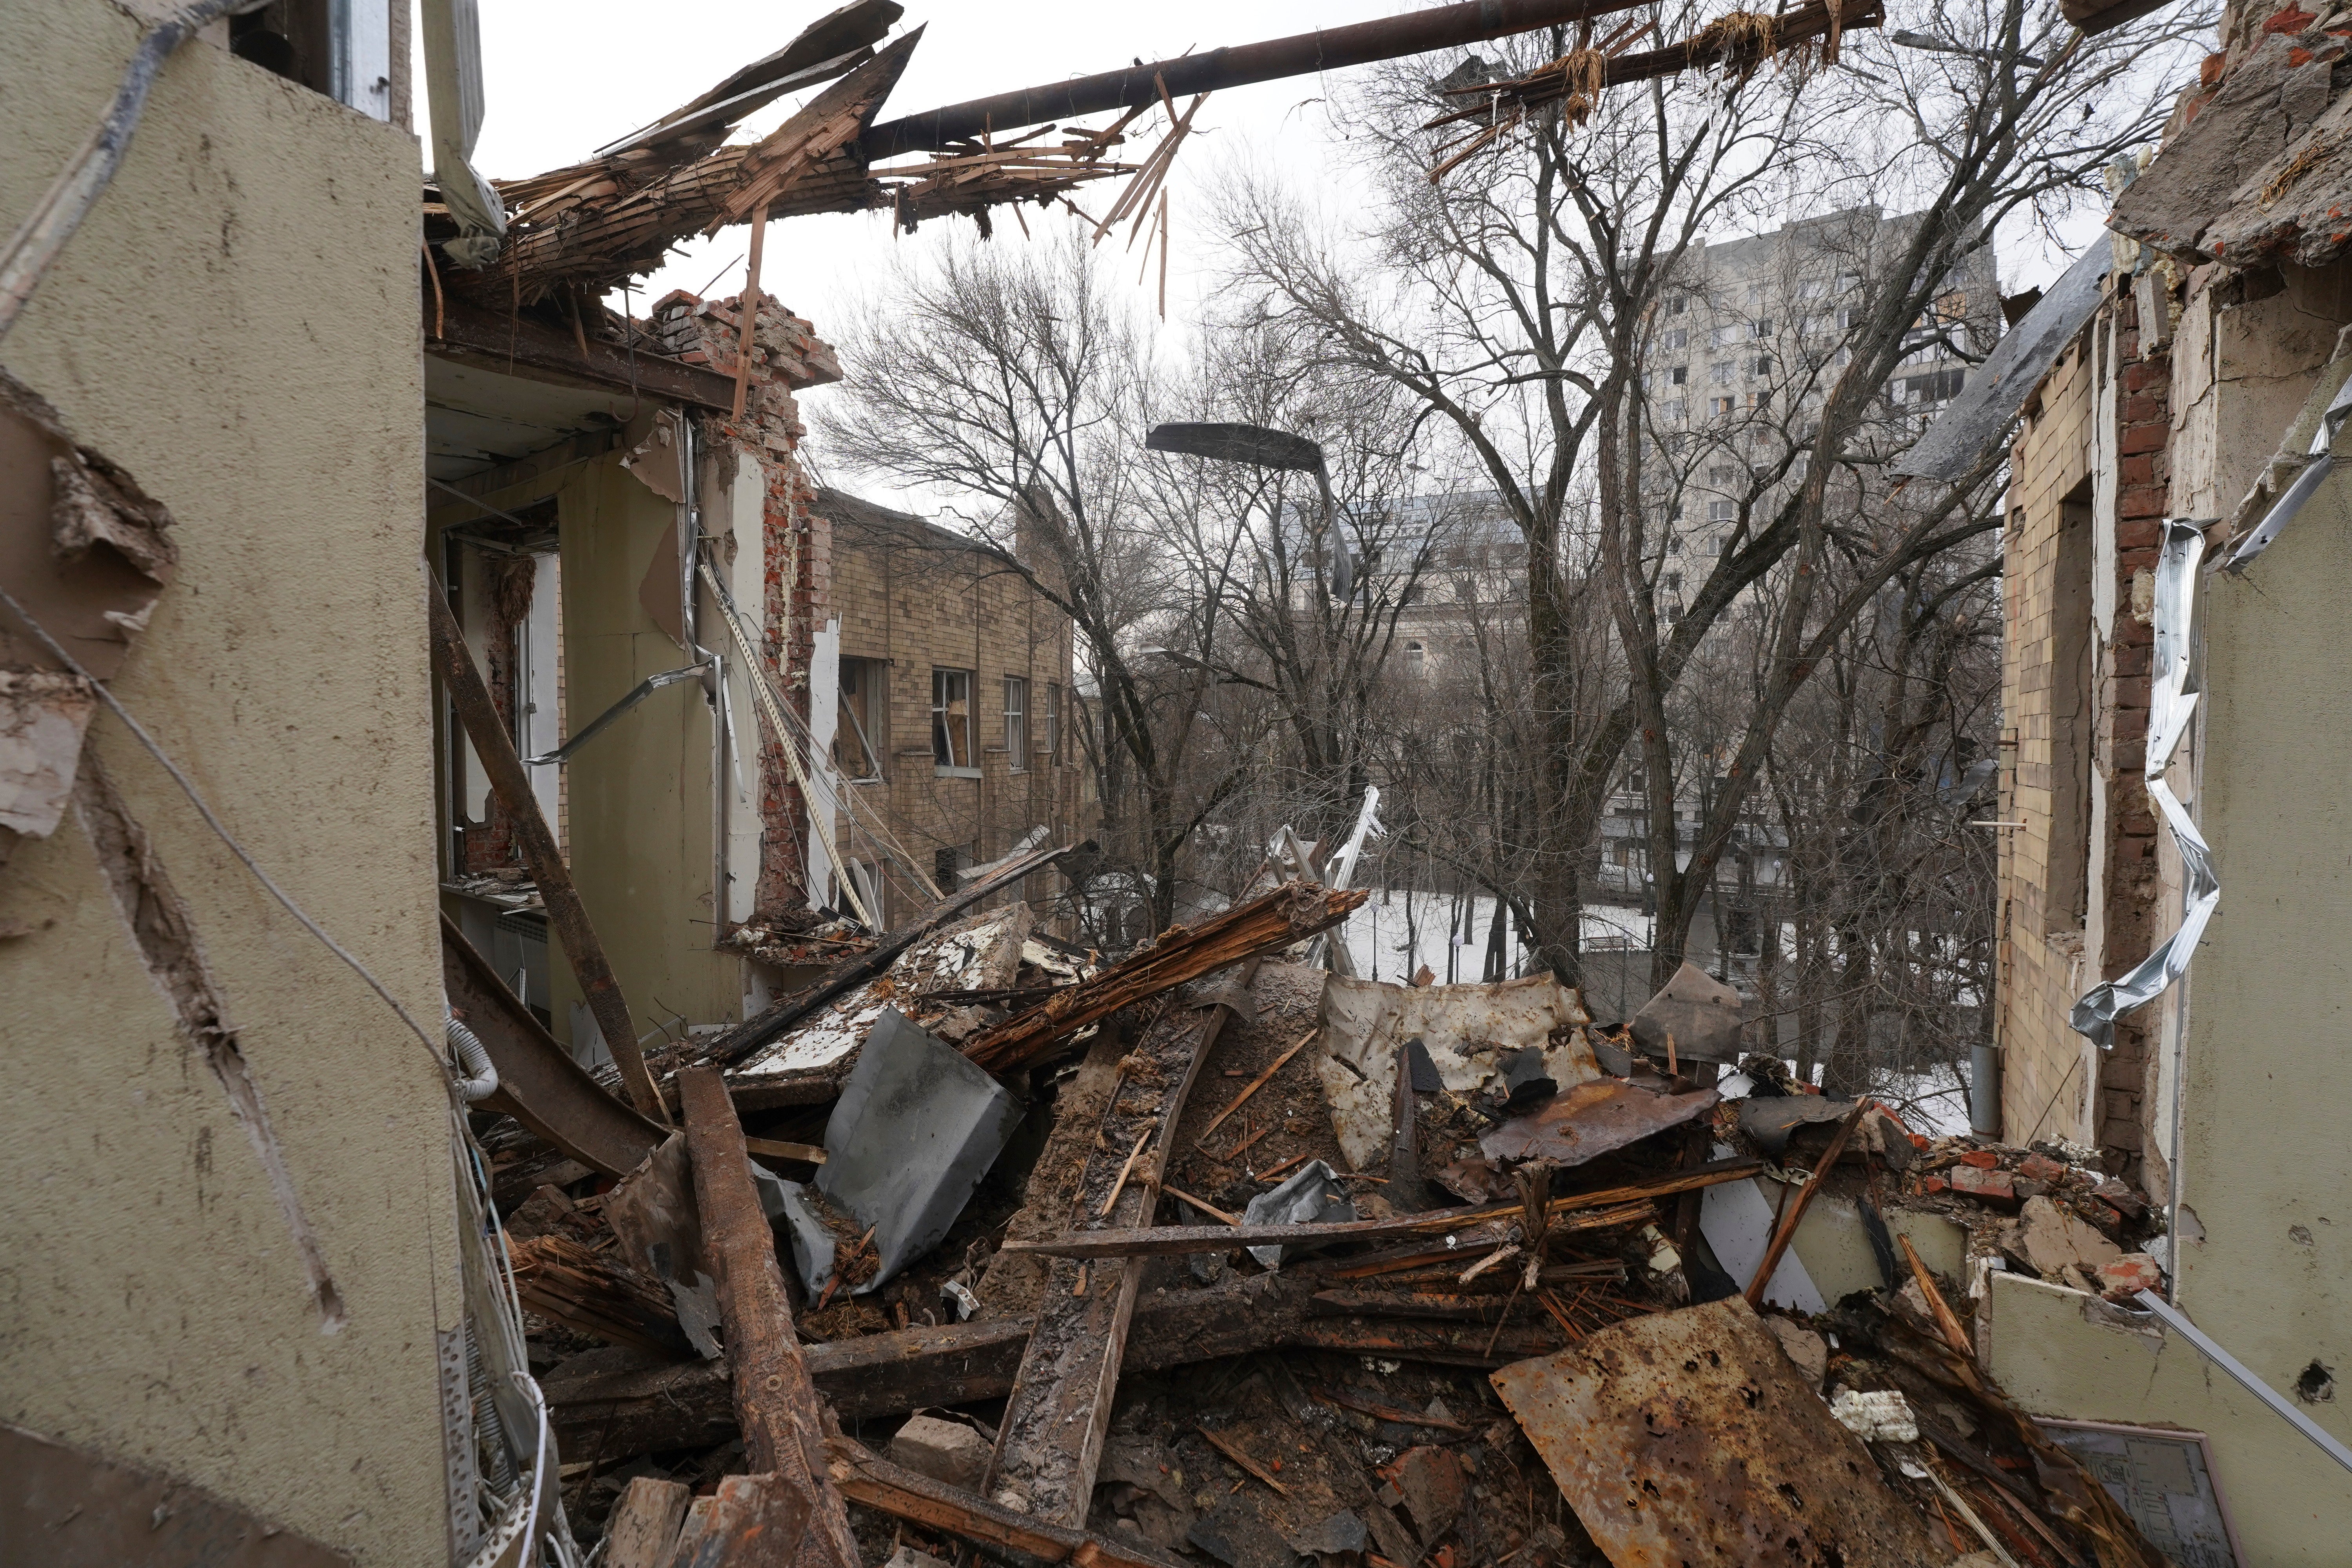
[
  {"left": 2216, "top": 359, "right": 2352, "bottom": 572},
  {"left": 2071, "top": 521, "right": 2216, "bottom": 1046},
  {"left": 2129, "top": 1290, "right": 2352, "bottom": 1476},
  {"left": 522, "top": 662, "right": 706, "bottom": 765},
  {"left": 72, "top": 755, "right": 347, "bottom": 1332}
]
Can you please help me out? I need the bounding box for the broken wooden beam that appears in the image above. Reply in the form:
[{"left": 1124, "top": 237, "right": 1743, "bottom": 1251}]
[
  {"left": 1001, "top": 1160, "right": 1761, "bottom": 1258},
  {"left": 506, "top": 1233, "right": 694, "bottom": 1360},
  {"left": 443, "top": 913, "right": 665, "bottom": 1177},
  {"left": 963, "top": 882, "right": 1365, "bottom": 1074},
  {"left": 548, "top": 1270, "right": 1565, "bottom": 1457},
  {"left": 707, "top": 839, "right": 1082, "bottom": 1066},
  {"left": 426, "top": 294, "right": 738, "bottom": 411},
  {"left": 428, "top": 587, "right": 665, "bottom": 1122},
  {"left": 829, "top": 1437, "right": 1183, "bottom": 1568},
  {"left": 679, "top": 1066, "right": 859, "bottom": 1568},
  {"left": 861, "top": 0, "right": 1653, "bottom": 158},
  {"left": 983, "top": 970, "right": 1250, "bottom": 1525}
]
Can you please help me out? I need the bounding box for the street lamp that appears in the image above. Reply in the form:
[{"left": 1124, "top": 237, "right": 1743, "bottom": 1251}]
[{"left": 1145, "top": 421, "right": 1352, "bottom": 601}]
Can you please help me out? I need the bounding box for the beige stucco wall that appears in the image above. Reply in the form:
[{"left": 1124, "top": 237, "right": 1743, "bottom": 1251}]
[
  {"left": 0, "top": 5, "right": 452, "bottom": 1563},
  {"left": 549, "top": 454, "right": 739, "bottom": 1041}
]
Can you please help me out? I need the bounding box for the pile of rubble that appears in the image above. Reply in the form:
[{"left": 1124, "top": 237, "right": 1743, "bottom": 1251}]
[{"left": 467, "top": 880, "right": 2179, "bottom": 1567}]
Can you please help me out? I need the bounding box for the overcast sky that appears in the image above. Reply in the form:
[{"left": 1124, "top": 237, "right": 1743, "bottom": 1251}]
[{"left": 419, "top": 2, "right": 2116, "bottom": 500}]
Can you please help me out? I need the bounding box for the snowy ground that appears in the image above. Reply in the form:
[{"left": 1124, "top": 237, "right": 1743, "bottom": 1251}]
[
  {"left": 1328, "top": 885, "right": 1978, "bottom": 1138},
  {"left": 1330, "top": 889, "right": 1659, "bottom": 985}
]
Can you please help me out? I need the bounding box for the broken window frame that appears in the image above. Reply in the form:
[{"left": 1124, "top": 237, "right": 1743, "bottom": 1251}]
[
  {"left": 1002, "top": 675, "right": 1028, "bottom": 771},
  {"left": 835, "top": 655, "right": 885, "bottom": 783},
  {"left": 932, "top": 667, "right": 976, "bottom": 775},
  {"left": 1045, "top": 681, "right": 1062, "bottom": 765}
]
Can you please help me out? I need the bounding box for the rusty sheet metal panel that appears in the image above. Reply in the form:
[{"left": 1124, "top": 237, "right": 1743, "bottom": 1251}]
[
  {"left": 1480, "top": 1080, "right": 1717, "bottom": 1167},
  {"left": 1490, "top": 1296, "right": 1950, "bottom": 1567},
  {"left": 443, "top": 913, "right": 665, "bottom": 1177}
]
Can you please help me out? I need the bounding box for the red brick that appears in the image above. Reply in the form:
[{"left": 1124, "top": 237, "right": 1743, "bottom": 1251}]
[
  {"left": 1960, "top": 1148, "right": 2000, "bottom": 1169},
  {"left": 2098, "top": 1254, "right": 2163, "bottom": 1297},
  {"left": 2120, "top": 360, "right": 2168, "bottom": 393},
  {"left": 2118, "top": 422, "right": 2168, "bottom": 455},
  {"left": 2200, "top": 50, "right": 2228, "bottom": 87},
  {"left": 2019, "top": 1152, "right": 2067, "bottom": 1183},
  {"left": 2262, "top": 4, "right": 2316, "bottom": 33},
  {"left": 2118, "top": 484, "right": 2169, "bottom": 520},
  {"left": 1921, "top": 1174, "right": 1950, "bottom": 1195},
  {"left": 2112, "top": 708, "right": 2148, "bottom": 742},
  {"left": 2110, "top": 642, "right": 2152, "bottom": 678},
  {"left": 1949, "top": 1166, "right": 2020, "bottom": 1209},
  {"left": 2120, "top": 393, "right": 2168, "bottom": 423},
  {"left": 2116, "top": 517, "right": 2165, "bottom": 550}
]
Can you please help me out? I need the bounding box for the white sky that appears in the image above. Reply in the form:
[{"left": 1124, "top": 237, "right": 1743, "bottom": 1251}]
[{"left": 420, "top": 1, "right": 2132, "bottom": 498}]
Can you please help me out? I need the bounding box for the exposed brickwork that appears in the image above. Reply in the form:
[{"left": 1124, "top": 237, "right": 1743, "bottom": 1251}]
[
  {"left": 650, "top": 288, "right": 837, "bottom": 924},
  {"left": 644, "top": 289, "right": 1081, "bottom": 929},
  {"left": 819, "top": 491, "right": 1083, "bottom": 928},
  {"left": 1995, "top": 278, "right": 2167, "bottom": 1173}
]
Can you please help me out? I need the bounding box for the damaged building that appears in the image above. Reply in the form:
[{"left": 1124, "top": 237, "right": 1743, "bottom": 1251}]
[{"left": 4, "top": 0, "right": 2348, "bottom": 1564}]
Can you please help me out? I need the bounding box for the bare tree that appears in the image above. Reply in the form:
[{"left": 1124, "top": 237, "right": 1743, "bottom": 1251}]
[
  {"left": 1218, "top": 0, "right": 2204, "bottom": 997},
  {"left": 815, "top": 228, "right": 1249, "bottom": 935}
]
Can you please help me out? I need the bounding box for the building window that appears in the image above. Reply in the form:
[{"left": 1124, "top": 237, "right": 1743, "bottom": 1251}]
[
  {"left": 931, "top": 668, "right": 974, "bottom": 771},
  {"left": 1662, "top": 398, "right": 1686, "bottom": 420},
  {"left": 935, "top": 844, "right": 973, "bottom": 893},
  {"left": 1002, "top": 676, "right": 1028, "bottom": 770},
  {"left": 1670, "top": 365, "right": 1688, "bottom": 385},
  {"left": 1405, "top": 639, "right": 1426, "bottom": 673},
  {"left": 1667, "top": 294, "right": 1687, "bottom": 314},
  {"left": 1711, "top": 323, "right": 1744, "bottom": 346},
  {"left": 1751, "top": 319, "right": 1773, "bottom": 338},
  {"left": 1711, "top": 361, "right": 1735, "bottom": 385},
  {"left": 1664, "top": 571, "right": 1682, "bottom": 591},
  {"left": 1662, "top": 327, "right": 1688, "bottom": 350},
  {"left": 1750, "top": 355, "right": 1773, "bottom": 376},
  {"left": 1708, "top": 500, "right": 1737, "bottom": 523},
  {"left": 835, "top": 656, "right": 884, "bottom": 781},
  {"left": 1045, "top": 682, "right": 1063, "bottom": 764},
  {"left": 1711, "top": 396, "right": 1737, "bottom": 416}
]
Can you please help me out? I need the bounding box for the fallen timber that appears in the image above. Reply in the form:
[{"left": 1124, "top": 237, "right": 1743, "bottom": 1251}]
[
  {"left": 546, "top": 1270, "right": 1564, "bottom": 1458},
  {"left": 996, "top": 1158, "right": 1762, "bottom": 1259}
]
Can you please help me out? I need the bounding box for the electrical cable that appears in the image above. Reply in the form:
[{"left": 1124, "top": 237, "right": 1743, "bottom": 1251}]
[{"left": 0, "top": 581, "right": 452, "bottom": 1080}]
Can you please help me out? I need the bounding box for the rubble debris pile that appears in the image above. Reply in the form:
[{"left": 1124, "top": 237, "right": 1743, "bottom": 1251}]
[{"left": 455, "top": 908, "right": 2185, "bottom": 1564}]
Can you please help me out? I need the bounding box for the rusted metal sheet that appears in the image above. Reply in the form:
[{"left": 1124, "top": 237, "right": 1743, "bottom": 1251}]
[
  {"left": 1490, "top": 1296, "right": 1948, "bottom": 1566},
  {"left": 1480, "top": 1079, "right": 1718, "bottom": 1167},
  {"left": 442, "top": 913, "right": 665, "bottom": 1178}
]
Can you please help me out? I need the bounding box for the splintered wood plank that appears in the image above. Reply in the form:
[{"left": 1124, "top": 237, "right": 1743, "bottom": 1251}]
[
  {"left": 679, "top": 1067, "right": 860, "bottom": 1568},
  {"left": 603, "top": 1475, "right": 692, "bottom": 1568},
  {"left": 981, "top": 969, "right": 1253, "bottom": 1525}
]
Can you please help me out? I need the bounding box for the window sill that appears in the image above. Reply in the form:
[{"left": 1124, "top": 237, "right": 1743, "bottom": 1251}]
[{"left": 935, "top": 766, "right": 982, "bottom": 780}]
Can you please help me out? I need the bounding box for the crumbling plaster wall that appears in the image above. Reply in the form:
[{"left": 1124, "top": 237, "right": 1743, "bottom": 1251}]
[
  {"left": 1985, "top": 1273, "right": 2346, "bottom": 1562},
  {"left": 0, "top": 4, "right": 452, "bottom": 1563}
]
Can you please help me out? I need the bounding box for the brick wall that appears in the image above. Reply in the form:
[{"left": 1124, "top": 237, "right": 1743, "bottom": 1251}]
[
  {"left": 1999, "top": 328, "right": 2096, "bottom": 1148},
  {"left": 820, "top": 492, "right": 1083, "bottom": 926},
  {"left": 1995, "top": 281, "right": 2166, "bottom": 1171},
  {"left": 2094, "top": 288, "right": 2171, "bottom": 1164}
]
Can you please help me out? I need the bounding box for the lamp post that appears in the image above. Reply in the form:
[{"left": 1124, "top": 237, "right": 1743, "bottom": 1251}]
[{"left": 1144, "top": 421, "right": 1352, "bottom": 601}]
